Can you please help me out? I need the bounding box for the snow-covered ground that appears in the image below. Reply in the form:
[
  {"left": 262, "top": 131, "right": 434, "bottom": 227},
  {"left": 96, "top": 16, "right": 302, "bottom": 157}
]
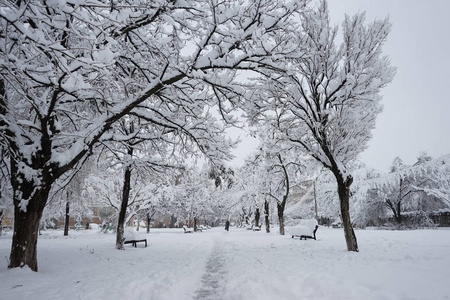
[{"left": 1, "top": 226, "right": 449, "bottom": 300}]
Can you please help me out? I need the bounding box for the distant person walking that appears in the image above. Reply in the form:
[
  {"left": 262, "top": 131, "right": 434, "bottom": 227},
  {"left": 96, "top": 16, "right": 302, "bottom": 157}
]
[{"left": 225, "top": 220, "right": 230, "bottom": 231}]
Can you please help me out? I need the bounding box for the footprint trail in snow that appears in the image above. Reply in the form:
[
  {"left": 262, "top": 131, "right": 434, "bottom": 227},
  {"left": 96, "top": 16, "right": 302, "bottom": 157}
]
[{"left": 194, "top": 237, "right": 228, "bottom": 300}]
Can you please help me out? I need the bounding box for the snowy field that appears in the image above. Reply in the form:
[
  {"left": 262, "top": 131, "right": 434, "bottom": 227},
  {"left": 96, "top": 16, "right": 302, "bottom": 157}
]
[{"left": 0, "top": 227, "right": 449, "bottom": 300}]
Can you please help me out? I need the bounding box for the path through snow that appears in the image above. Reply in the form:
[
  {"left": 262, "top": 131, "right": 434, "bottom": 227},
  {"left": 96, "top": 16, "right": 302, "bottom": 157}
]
[
  {"left": 1, "top": 227, "right": 450, "bottom": 299},
  {"left": 194, "top": 235, "right": 228, "bottom": 300}
]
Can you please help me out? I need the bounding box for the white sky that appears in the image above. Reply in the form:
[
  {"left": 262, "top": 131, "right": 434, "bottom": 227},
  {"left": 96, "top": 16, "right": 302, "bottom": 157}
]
[{"left": 229, "top": 0, "right": 450, "bottom": 172}]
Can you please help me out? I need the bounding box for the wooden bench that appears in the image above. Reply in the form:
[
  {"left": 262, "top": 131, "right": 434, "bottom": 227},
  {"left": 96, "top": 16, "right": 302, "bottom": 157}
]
[{"left": 124, "top": 239, "right": 147, "bottom": 247}]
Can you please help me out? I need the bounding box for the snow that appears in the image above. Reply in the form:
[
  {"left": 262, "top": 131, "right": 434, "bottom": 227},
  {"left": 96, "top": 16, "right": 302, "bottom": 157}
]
[{"left": 1, "top": 227, "right": 450, "bottom": 299}]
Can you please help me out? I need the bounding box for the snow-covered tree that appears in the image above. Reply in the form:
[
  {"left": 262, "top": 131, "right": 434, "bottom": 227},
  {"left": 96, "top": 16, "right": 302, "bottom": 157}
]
[
  {"left": 342, "top": 153, "right": 450, "bottom": 228},
  {"left": 1, "top": 0, "right": 307, "bottom": 270},
  {"left": 47, "top": 161, "right": 94, "bottom": 235},
  {"left": 248, "top": 131, "right": 309, "bottom": 235},
  {"left": 247, "top": 1, "right": 395, "bottom": 251},
  {"left": 378, "top": 153, "right": 450, "bottom": 227}
]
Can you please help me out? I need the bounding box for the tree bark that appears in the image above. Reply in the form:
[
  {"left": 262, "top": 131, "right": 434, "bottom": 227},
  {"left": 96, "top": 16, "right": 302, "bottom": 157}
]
[
  {"left": 9, "top": 208, "right": 43, "bottom": 271},
  {"left": 8, "top": 179, "right": 51, "bottom": 271},
  {"left": 255, "top": 207, "right": 260, "bottom": 228},
  {"left": 64, "top": 200, "right": 70, "bottom": 236},
  {"left": 396, "top": 201, "right": 402, "bottom": 223},
  {"left": 0, "top": 209, "right": 3, "bottom": 236},
  {"left": 264, "top": 200, "right": 270, "bottom": 233},
  {"left": 277, "top": 202, "right": 285, "bottom": 235},
  {"left": 336, "top": 173, "right": 359, "bottom": 252},
  {"left": 276, "top": 154, "right": 289, "bottom": 236},
  {"left": 386, "top": 199, "right": 402, "bottom": 223},
  {"left": 116, "top": 147, "right": 133, "bottom": 250}
]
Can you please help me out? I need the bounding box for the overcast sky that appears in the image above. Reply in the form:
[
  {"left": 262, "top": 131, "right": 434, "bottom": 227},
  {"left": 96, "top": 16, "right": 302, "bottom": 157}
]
[{"left": 230, "top": 0, "right": 450, "bottom": 172}]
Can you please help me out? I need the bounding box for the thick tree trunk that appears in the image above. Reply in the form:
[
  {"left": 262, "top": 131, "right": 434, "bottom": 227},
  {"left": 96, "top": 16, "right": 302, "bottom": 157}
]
[
  {"left": 8, "top": 153, "right": 55, "bottom": 271},
  {"left": 147, "top": 213, "right": 151, "bottom": 233},
  {"left": 116, "top": 160, "right": 132, "bottom": 250},
  {"left": 9, "top": 181, "right": 51, "bottom": 271},
  {"left": 264, "top": 200, "right": 270, "bottom": 233},
  {"left": 336, "top": 174, "right": 359, "bottom": 252},
  {"left": 64, "top": 200, "right": 70, "bottom": 236},
  {"left": 9, "top": 208, "right": 42, "bottom": 271}
]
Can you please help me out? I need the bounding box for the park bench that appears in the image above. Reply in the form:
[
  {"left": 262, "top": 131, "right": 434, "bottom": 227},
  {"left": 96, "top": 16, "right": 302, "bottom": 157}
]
[
  {"left": 183, "top": 225, "right": 194, "bottom": 233},
  {"left": 252, "top": 225, "right": 261, "bottom": 231},
  {"left": 290, "top": 219, "right": 319, "bottom": 240},
  {"left": 199, "top": 225, "right": 209, "bottom": 231},
  {"left": 124, "top": 227, "right": 147, "bottom": 248},
  {"left": 124, "top": 239, "right": 147, "bottom": 247}
]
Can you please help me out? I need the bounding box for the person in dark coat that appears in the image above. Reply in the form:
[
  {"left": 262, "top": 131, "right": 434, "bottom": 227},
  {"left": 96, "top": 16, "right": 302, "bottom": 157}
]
[{"left": 225, "top": 220, "right": 230, "bottom": 231}]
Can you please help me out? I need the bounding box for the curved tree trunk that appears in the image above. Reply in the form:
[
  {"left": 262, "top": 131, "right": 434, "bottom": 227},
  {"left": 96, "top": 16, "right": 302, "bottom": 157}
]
[
  {"left": 336, "top": 173, "right": 359, "bottom": 252},
  {"left": 386, "top": 199, "right": 402, "bottom": 223}
]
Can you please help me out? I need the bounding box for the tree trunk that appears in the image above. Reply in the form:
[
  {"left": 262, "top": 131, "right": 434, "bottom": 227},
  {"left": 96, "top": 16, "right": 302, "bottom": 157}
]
[
  {"left": 277, "top": 202, "right": 285, "bottom": 235},
  {"left": 276, "top": 154, "right": 289, "bottom": 235},
  {"left": 396, "top": 201, "right": 402, "bottom": 223},
  {"left": 64, "top": 200, "right": 70, "bottom": 236},
  {"left": 9, "top": 208, "right": 43, "bottom": 271},
  {"left": 0, "top": 209, "right": 3, "bottom": 236},
  {"left": 116, "top": 153, "right": 133, "bottom": 250},
  {"left": 336, "top": 174, "right": 359, "bottom": 252},
  {"left": 147, "top": 212, "right": 151, "bottom": 233},
  {"left": 9, "top": 179, "right": 52, "bottom": 271},
  {"left": 194, "top": 216, "right": 197, "bottom": 232},
  {"left": 255, "top": 208, "right": 260, "bottom": 228},
  {"left": 264, "top": 200, "right": 270, "bottom": 233},
  {"left": 386, "top": 199, "right": 402, "bottom": 223}
]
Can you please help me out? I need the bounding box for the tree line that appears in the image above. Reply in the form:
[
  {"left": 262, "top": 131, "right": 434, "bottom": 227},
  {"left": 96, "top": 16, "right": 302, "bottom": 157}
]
[{"left": 0, "top": 0, "right": 395, "bottom": 271}]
